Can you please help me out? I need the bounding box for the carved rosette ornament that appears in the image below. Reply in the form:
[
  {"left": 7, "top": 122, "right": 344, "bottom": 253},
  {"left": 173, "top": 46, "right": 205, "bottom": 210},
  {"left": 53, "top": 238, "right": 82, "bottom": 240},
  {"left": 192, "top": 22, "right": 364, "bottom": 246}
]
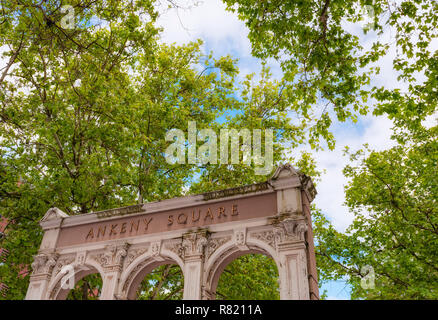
[
  {"left": 31, "top": 253, "right": 59, "bottom": 277},
  {"left": 273, "top": 218, "right": 307, "bottom": 245}
]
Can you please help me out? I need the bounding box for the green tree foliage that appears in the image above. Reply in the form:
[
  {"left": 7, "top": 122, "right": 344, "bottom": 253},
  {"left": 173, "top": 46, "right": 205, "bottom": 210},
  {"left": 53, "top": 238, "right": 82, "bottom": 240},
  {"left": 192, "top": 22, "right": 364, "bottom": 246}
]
[
  {"left": 314, "top": 124, "right": 437, "bottom": 299},
  {"left": 225, "top": 0, "right": 438, "bottom": 299},
  {"left": 1, "top": 0, "right": 436, "bottom": 300},
  {"left": 137, "top": 264, "right": 184, "bottom": 300},
  {"left": 216, "top": 254, "right": 280, "bottom": 300},
  {"left": 66, "top": 273, "right": 102, "bottom": 300},
  {"left": 223, "top": 0, "right": 437, "bottom": 148},
  {"left": 0, "top": 0, "right": 296, "bottom": 299}
]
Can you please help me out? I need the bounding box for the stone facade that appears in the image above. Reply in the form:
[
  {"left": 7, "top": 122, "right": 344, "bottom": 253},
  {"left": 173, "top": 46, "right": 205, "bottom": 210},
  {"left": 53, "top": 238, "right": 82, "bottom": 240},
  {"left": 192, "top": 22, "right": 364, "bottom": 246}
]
[{"left": 25, "top": 164, "right": 319, "bottom": 300}]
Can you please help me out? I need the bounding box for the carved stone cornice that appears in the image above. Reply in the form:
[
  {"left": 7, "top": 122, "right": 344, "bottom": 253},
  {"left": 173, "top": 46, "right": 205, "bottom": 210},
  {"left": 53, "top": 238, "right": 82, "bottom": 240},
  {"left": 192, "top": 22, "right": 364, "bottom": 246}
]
[{"left": 40, "top": 207, "right": 69, "bottom": 230}]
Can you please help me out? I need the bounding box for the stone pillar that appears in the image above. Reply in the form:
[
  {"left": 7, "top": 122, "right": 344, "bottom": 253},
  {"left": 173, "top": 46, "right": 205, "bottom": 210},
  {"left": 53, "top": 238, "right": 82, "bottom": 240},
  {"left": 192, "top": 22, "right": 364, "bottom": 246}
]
[
  {"left": 182, "top": 231, "right": 208, "bottom": 300},
  {"left": 26, "top": 208, "right": 67, "bottom": 300},
  {"left": 25, "top": 253, "right": 58, "bottom": 300},
  {"left": 270, "top": 164, "right": 318, "bottom": 300},
  {"left": 97, "top": 243, "right": 129, "bottom": 300},
  {"left": 274, "top": 218, "right": 310, "bottom": 300}
]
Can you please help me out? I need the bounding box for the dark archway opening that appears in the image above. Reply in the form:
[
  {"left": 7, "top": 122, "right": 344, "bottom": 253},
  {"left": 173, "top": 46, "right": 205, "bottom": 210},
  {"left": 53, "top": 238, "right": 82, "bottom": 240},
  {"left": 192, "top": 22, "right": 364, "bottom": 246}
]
[{"left": 216, "top": 253, "right": 280, "bottom": 300}]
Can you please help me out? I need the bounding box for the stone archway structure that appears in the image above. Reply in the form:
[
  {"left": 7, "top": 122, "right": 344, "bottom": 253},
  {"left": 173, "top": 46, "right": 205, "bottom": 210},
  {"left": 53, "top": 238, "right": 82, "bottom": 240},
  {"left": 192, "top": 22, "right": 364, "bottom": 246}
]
[{"left": 25, "top": 164, "right": 319, "bottom": 300}]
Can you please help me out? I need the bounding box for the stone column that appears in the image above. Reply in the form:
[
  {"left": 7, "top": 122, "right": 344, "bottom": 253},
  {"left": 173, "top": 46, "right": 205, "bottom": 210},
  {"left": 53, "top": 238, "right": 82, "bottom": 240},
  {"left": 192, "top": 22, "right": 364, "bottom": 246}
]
[
  {"left": 26, "top": 208, "right": 67, "bottom": 300},
  {"left": 25, "top": 253, "right": 58, "bottom": 300},
  {"left": 182, "top": 231, "right": 208, "bottom": 300},
  {"left": 97, "top": 243, "right": 129, "bottom": 300},
  {"left": 274, "top": 218, "right": 310, "bottom": 300}
]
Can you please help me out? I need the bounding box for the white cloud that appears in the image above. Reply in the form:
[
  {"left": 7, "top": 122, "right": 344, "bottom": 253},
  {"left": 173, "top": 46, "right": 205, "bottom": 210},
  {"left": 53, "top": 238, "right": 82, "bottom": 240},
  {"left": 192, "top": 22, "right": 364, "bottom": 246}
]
[
  {"left": 156, "top": 1, "right": 282, "bottom": 81},
  {"left": 311, "top": 115, "right": 395, "bottom": 231}
]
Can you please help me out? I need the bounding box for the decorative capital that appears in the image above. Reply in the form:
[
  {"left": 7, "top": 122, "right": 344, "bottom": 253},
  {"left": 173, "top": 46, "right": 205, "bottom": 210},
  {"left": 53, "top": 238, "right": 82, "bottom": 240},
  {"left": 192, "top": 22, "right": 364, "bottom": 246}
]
[
  {"left": 273, "top": 218, "right": 307, "bottom": 245},
  {"left": 31, "top": 253, "right": 59, "bottom": 276},
  {"left": 93, "top": 243, "right": 129, "bottom": 271},
  {"left": 182, "top": 230, "right": 209, "bottom": 258}
]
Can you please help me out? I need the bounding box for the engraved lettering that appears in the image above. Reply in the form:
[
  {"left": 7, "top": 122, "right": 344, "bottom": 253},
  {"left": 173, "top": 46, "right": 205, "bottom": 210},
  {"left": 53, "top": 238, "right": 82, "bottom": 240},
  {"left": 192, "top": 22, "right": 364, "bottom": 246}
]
[
  {"left": 143, "top": 217, "right": 153, "bottom": 231},
  {"left": 218, "top": 207, "right": 226, "bottom": 218},
  {"left": 97, "top": 226, "right": 106, "bottom": 238},
  {"left": 178, "top": 213, "right": 188, "bottom": 224},
  {"left": 120, "top": 222, "right": 127, "bottom": 234},
  {"left": 204, "top": 207, "right": 214, "bottom": 221},
  {"left": 130, "top": 220, "right": 140, "bottom": 233},
  {"left": 109, "top": 224, "right": 118, "bottom": 236},
  {"left": 86, "top": 228, "right": 94, "bottom": 240}
]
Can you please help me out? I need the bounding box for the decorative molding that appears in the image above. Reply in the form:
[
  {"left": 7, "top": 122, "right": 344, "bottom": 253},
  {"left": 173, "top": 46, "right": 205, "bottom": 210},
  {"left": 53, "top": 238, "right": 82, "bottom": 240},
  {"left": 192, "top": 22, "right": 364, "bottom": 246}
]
[
  {"left": 150, "top": 241, "right": 161, "bottom": 257},
  {"left": 31, "top": 253, "right": 59, "bottom": 276},
  {"left": 273, "top": 218, "right": 307, "bottom": 245},
  {"left": 52, "top": 255, "right": 75, "bottom": 277},
  {"left": 234, "top": 228, "right": 247, "bottom": 247},
  {"left": 40, "top": 208, "right": 69, "bottom": 222},
  {"left": 125, "top": 246, "right": 150, "bottom": 268},
  {"left": 182, "top": 231, "right": 209, "bottom": 258},
  {"left": 96, "top": 204, "right": 144, "bottom": 219},
  {"left": 250, "top": 230, "right": 276, "bottom": 249},
  {"left": 75, "top": 251, "right": 87, "bottom": 266},
  {"left": 121, "top": 258, "right": 151, "bottom": 294},
  {"left": 201, "top": 286, "right": 214, "bottom": 300},
  {"left": 205, "top": 236, "right": 232, "bottom": 259},
  {"left": 203, "top": 182, "right": 270, "bottom": 200},
  {"left": 92, "top": 243, "right": 129, "bottom": 271},
  {"left": 300, "top": 174, "right": 317, "bottom": 202},
  {"left": 165, "top": 240, "right": 184, "bottom": 259},
  {"left": 270, "top": 163, "right": 299, "bottom": 180}
]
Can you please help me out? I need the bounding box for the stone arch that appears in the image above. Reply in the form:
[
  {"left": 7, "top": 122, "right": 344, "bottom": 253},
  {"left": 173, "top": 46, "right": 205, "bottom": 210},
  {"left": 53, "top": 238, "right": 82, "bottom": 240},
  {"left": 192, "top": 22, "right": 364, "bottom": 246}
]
[
  {"left": 26, "top": 164, "right": 319, "bottom": 300},
  {"left": 118, "top": 248, "right": 184, "bottom": 300},
  {"left": 204, "top": 235, "right": 280, "bottom": 299},
  {"left": 47, "top": 258, "right": 105, "bottom": 300}
]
